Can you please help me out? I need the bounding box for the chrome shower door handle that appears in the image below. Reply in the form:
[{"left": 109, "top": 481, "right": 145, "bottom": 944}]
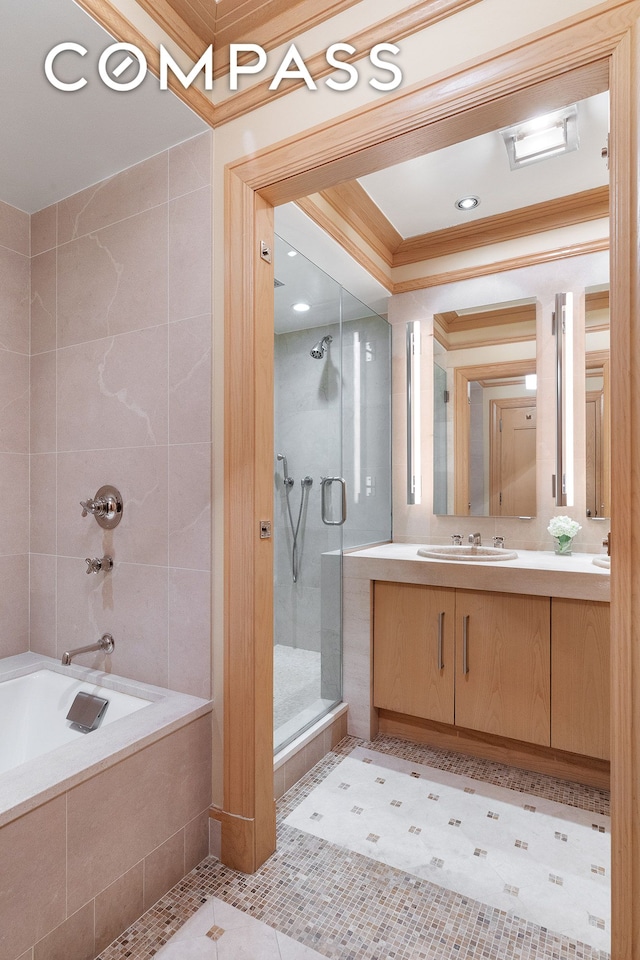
[{"left": 320, "top": 477, "right": 347, "bottom": 526}]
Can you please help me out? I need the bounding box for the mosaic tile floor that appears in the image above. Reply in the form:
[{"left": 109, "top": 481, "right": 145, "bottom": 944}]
[{"left": 96, "top": 735, "right": 611, "bottom": 960}]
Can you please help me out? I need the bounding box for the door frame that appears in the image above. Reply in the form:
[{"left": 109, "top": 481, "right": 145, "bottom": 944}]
[{"left": 224, "top": 6, "right": 640, "bottom": 955}]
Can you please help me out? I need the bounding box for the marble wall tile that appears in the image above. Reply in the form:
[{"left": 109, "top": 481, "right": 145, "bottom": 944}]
[
  {"left": 0, "top": 349, "right": 28, "bottom": 453},
  {"left": 28, "top": 553, "right": 57, "bottom": 657},
  {"left": 0, "top": 795, "right": 66, "bottom": 960},
  {"left": 168, "top": 186, "right": 212, "bottom": 322},
  {"left": 169, "top": 133, "right": 212, "bottom": 200},
  {"left": 94, "top": 863, "right": 144, "bottom": 957},
  {"left": 0, "top": 453, "right": 29, "bottom": 555},
  {"left": 0, "top": 554, "right": 29, "bottom": 656},
  {"left": 0, "top": 246, "right": 29, "bottom": 353},
  {"left": 57, "top": 152, "right": 168, "bottom": 244},
  {"left": 30, "top": 454, "right": 57, "bottom": 555},
  {"left": 34, "top": 902, "right": 95, "bottom": 960},
  {"left": 31, "top": 204, "right": 57, "bottom": 257},
  {"left": 56, "top": 445, "right": 168, "bottom": 566},
  {"left": 169, "top": 568, "right": 211, "bottom": 699},
  {"left": 55, "top": 557, "right": 169, "bottom": 687},
  {"left": 57, "top": 205, "right": 168, "bottom": 347},
  {"left": 30, "top": 352, "right": 56, "bottom": 454},
  {"left": 30, "top": 250, "right": 57, "bottom": 355},
  {"left": 184, "top": 810, "right": 210, "bottom": 873},
  {"left": 56, "top": 326, "right": 168, "bottom": 451},
  {"left": 0, "top": 198, "right": 29, "bottom": 256},
  {"left": 168, "top": 443, "right": 211, "bottom": 570},
  {"left": 143, "top": 829, "right": 185, "bottom": 911},
  {"left": 169, "top": 314, "right": 212, "bottom": 445}
]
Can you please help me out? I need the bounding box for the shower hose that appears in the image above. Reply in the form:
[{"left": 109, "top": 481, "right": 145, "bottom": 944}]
[{"left": 284, "top": 477, "right": 312, "bottom": 583}]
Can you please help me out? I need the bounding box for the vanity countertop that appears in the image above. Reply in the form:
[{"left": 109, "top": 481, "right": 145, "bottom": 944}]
[{"left": 343, "top": 543, "right": 610, "bottom": 602}]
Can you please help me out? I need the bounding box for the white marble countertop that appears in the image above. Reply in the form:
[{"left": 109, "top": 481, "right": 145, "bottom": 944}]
[{"left": 343, "top": 543, "right": 610, "bottom": 602}]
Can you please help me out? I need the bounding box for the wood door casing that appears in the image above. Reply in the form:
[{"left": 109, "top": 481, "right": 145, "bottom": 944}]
[{"left": 490, "top": 398, "right": 536, "bottom": 517}]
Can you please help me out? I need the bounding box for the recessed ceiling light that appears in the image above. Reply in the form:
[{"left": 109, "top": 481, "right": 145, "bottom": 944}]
[
  {"left": 454, "top": 195, "right": 480, "bottom": 211},
  {"left": 293, "top": 302, "right": 310, "bottom": 312},
  {"left": 287, "top": 250, "right": 298, "bottom": 257}
]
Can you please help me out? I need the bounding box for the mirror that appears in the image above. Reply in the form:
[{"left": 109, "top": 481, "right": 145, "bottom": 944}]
[
  {"left": 433, "top": 299, "right": 537, "bottom": 517},
  {"left": 585, "top": 285, "right": 610, "bottom": 518}
]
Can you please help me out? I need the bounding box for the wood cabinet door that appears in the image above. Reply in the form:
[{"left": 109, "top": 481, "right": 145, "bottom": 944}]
[
  {"left": 551, "top": 598, "right": 610, "bottom": 759},
  {"left": 373, "top": 581, "right": 455, "bottom": 724},
  {"left": 455, "top": 590, "right": 551, "bottom": 746}
]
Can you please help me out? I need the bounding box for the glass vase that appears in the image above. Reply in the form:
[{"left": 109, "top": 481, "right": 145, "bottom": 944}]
[{"left": 553, "top": 536, "right": 573, "bottom": 556}]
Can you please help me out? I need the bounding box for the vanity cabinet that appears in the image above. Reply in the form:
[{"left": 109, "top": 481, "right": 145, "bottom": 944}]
[
  {"left": 373, "top": 581, "right": 455, "bottom": 724},
  {"left": 551, "top": 598, "right": 610, "bottom": 760},
  {"left": 373, "top": 583, "right": 551, "bottom": 746}
]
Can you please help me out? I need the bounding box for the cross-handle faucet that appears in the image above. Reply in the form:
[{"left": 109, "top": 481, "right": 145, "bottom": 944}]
[
  {"left": 61, "top": 633, "right": 115, "bottom": 666},
  {"left": 468, "top": 532, "right": 482, "bottom": 546},
  {"left": 85, "top": 556, "right": 113, "bottom": 575}
]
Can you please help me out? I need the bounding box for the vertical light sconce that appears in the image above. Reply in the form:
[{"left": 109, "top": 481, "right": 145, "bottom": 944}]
[
  {"left": 554, "top": 292, "right": 574, "bottom": 506},
  {"left": 406, "top": 320, "right": 422, "bottom": 504}
]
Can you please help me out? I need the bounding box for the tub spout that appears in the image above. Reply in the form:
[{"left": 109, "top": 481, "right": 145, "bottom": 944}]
[{"left": 61, "top": 633, "right": 115, "bottom": 666}]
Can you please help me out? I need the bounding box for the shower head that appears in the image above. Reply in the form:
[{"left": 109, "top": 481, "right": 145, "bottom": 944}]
[{"left": 310, "top": 335, "right": 333, "bottom": 359}]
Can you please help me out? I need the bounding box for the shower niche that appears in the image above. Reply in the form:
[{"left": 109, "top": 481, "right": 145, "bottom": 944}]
[{"left": 273, "top": 234, "right": 391, "bottom": 752}]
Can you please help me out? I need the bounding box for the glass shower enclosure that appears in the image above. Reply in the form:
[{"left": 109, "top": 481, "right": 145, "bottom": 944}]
[{"left": 273, "top": 235, "right": 391, "bottom": 752}]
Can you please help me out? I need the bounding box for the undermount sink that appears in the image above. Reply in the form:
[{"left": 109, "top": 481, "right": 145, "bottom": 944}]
[
  {"left": 592, "top": 555, "right": 611, "bottom": 570},
  {"left": 417, "top": 545, "right": 519, "bottom": 561}
]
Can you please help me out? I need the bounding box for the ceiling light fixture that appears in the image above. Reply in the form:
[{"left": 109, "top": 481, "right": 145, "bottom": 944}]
[
  {"left": 501, "top": 105, "right": 579, "bottom": 170},
  {"left": 454, "top": 195, "right": 480, "bottom": 211},
  {"left": 293, "top": 302, "right": 310, "bottom": 312},
  {"left": 287, "top": 250, "right": 298, "bottom": 257}
]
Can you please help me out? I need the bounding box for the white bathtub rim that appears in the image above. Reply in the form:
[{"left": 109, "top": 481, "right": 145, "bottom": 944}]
[{"left": 0, "top": 653, "right": 211, "bottom": 829}]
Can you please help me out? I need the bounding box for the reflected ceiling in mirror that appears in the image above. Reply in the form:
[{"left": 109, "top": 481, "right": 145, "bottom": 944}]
[{"left": 433, "top": 298, "right": 537, "bottom": 518}]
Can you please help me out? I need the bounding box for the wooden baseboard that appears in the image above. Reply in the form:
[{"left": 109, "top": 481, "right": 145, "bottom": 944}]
[
  {"left": 209, "top": 807, "right": 260, "bottom": 873},
  {"left": 378, "top": 710, "right": 610, "bottom": 791}
]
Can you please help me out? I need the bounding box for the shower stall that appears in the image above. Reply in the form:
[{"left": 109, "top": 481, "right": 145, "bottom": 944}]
[{"left": 273, "top": 235, "right": 391, "bottom": 752}]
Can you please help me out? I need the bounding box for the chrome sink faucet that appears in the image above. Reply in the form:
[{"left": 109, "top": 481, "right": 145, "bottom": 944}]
[{"left": 468, "top": 532, "right": 482, "bottom": 546}]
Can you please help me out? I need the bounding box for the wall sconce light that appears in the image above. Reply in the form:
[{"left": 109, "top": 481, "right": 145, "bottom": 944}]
[
  {"left": 501, "top": 105, "right": 579, "bottom": 170},
  {"left": 554, "top": 292, "right": 574, "bottom": 506},
  {"left": 406, "top": 320, "right": 422, "bottom": 504}
]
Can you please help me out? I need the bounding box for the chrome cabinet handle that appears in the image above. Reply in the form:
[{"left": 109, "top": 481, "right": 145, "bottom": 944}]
[
  {"left": 462, "top": 615, "right": 470, "bottom": 674},
  {"left": 320, "top": 477, "right": 347, "bottom": 526},
  {"left": 437, "top": 612, "right": 445, "bottom": 670}
]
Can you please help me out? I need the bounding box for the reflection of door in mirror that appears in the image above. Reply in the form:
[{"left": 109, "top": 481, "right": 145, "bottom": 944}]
[
  {"left": 585, "top": 286, "right": 610, "bottom": 518},
  {"left": 434, "top": 299, "right": 537, "bottom": 517}
]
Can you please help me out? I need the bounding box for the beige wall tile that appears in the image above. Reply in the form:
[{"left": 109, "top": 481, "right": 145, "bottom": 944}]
[
  {"left": 0, "top": 554, "right": 29, "bottom": 656},
  {"left": 67, "top": 716, "right": 211, "bottom": 913},
  {"left": 56, "top": 446, "right": 168, "bottom": 567},
  {"left": 169, "top": 133, "right": 212, "bottom": 200},
  {"left": 56, "top": 558, "right": 169, "bottom": 686},
  {"left": 168, "top": 443, "right": 211, "bottom": 571},
  {"left": 184, "top": 810, "right": 210, "bottom": 874},
  {"left": 57, "top": 152, "right": 168, "bottom": 244},
  {"left": 57, "top": 206, "right": 168, "bottom": 347},
  {"left": 0, "top": 350, "right": 28, "bottom": 454},
  {"left": 29, "top": 352, "right": 56, "bottom": 454},
  {"left": 169, "top": 568, "right": 211, "bottom": 698},
  {"left": 28, "top": 553, "right": 57, "bottom": 657},
  {"left": 168, "top": 187, "right": 212, "bottom": 323},
  {"left": 34, "top": 902, "right": 94, "bottom": 960},
  {"left": 31, "top": 205, "right": 57, "bottom": 257},
  {"left": 30, "top": 454, "right": 57, "bottom": 555},
  {"left": 94, "top": 862, "right": 144, "bottom": 956},
  {"left": 0, "top": 453, "right": 29, "bottom": 555},
  {"left": 0, "top": 199, "right": 29, "bottom": 256},
  {"left": 0, "top": 246, "right": 29, "bottom": 354},
  {"left": 0, "top": 796, "right": 66, "bottom": 959},
  {"left": 169, "top": 315, "right": 212, "bottom": 445},
  {"left": 143, "top": 830, "right": 185, "bottom": 911},
  {"left": 57, "top": 327, "right": 168, "bottom": 451},
  {"left": 30, "top": 250, "right": 57, "bottom": 356}
]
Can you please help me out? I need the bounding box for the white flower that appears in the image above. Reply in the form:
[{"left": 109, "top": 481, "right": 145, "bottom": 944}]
[{"left": 547, "top": 515, "right": 581, "bottom": 539}]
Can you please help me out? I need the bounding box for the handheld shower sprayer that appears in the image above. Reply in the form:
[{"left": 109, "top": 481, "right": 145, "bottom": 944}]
[{"left": 277, "top": 453, "right": 294, "bottom": 487}]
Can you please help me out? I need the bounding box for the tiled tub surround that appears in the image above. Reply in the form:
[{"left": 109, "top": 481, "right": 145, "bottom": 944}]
[
  {"left": 97, "top": 735, "right": 610, "bottom": 960},
  {"left": 26, "top": 131, "right": 213, "bottom": 699},
  {"left": 0, "top": 652, "right": 212, "bottom": 960},
  {"left": 343, "top": 544, "right": 610, "bottom": 741}
]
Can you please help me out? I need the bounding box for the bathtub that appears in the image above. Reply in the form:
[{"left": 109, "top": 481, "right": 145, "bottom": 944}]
[{"left": 0, "top": 652, "right": 212, "bottom": 960}]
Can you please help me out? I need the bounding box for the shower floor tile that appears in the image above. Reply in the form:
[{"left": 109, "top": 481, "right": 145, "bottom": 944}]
[{"left": 96, "top": 735, "right": 611, "bottom": 960}]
